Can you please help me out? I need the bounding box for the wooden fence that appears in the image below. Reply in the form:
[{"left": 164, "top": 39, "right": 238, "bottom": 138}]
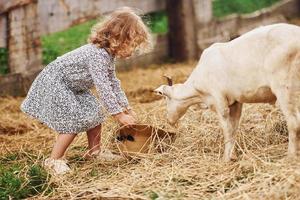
[
  {"left": 0, "top": 0, "right": 299, "bottom": 96},
  {"left": 0, "top": 0, "right": 167, "bottom": 96}
]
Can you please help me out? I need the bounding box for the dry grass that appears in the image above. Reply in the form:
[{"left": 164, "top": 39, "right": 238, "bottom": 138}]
[{"left": 1, "top": 62, "right": 300, "bottom": 200}]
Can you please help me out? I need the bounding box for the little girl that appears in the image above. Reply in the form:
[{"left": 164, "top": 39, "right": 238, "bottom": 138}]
[{"left": 21, "top": 7, "right": 151, "bottom": 174}]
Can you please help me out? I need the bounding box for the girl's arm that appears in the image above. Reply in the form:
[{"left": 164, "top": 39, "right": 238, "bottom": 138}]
[
  {"left": 108, "top": 65, "right": 130, "bottom": 109},
  {"left": 88, "top": 53, "right": 123, "bottom": 115}
]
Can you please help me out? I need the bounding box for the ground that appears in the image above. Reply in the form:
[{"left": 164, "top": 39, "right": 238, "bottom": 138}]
[{"left": 1, "top": 62, "right": 300, "bottom": 200}]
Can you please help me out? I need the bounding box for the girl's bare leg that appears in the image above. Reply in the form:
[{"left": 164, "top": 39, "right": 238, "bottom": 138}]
[
  {"left": 50, "top": 134, "right": 76, "bottom": 159},
  {"left": 86, "top": 124, "right": 123, "bottom": 161},
  {"left": 86, "top": 124, "right": 102, "bottom": 156}
]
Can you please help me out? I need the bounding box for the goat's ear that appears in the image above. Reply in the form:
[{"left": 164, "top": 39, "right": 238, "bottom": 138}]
[{"left": 154, "top": 85, "right": 172, "bottom": 97}]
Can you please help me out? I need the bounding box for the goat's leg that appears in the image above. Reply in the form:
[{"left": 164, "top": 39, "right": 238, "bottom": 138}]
[
  {"left": 288, "top": 124, "right": 300, "bottom": 156},
  {"left": 282, "top": 111, "right": 299, "bottom": 156},
  {"left": 216, "top": 101, "right": 243, "bottom": 162},
  {"left": 274, "top": 87, "right": 300, "bottom": 156},
  {"left": 229, "top": 102, "right": 243, "bottom": 158}
]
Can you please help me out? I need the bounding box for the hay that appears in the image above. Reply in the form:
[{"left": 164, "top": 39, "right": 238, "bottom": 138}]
[{"left": 1, "top": 62, "right": 300, "bottom": 199}]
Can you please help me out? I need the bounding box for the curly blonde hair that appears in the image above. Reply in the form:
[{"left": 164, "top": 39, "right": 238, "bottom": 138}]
[{"left": 88, "top": 7, "right": 152, "bottom": 58}]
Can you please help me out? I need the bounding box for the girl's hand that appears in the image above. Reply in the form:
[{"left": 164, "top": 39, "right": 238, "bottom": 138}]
[
  {"left": 125, "top": 108, "right": 137, "bottom": 119},
  {"left": 113, "top": 112, "right": 136, "bottom": 126}
]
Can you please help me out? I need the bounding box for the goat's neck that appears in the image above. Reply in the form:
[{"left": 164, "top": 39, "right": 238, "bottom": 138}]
[{"left": 172, "top": 83, "right": 203, "bottom": 105}]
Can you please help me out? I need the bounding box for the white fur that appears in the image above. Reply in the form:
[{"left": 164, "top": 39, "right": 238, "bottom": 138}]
[{"left": 155, "top": 23, "right": 300, "bottom": 161}]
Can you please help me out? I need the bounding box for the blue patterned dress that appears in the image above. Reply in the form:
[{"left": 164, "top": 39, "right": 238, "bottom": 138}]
[{"left": 21, "top": 44, "right": 129, "bottom": 133}]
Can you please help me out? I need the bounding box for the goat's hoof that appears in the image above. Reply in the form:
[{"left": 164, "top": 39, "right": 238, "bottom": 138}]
[
  {"left": 287, "top": 152, "right": 298, "bottom": 158},
  {"left": 223, "top": 155, "right": 237, "bottom": 162}
]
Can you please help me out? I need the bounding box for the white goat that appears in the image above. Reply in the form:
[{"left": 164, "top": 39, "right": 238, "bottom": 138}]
[{"left": 155, "top": 23, "right": 300, "bottom": 161}]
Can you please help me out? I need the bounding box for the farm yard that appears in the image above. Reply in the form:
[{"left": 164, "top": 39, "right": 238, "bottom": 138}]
[
  {"left": 1, "top": 62, "right": 300, "bottom": 199},
  {"left": 1, "top": 0, "right": 300, "bottom": 199}
]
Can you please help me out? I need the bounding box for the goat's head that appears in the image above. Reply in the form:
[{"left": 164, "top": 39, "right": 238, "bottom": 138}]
[{"left": 154, "top": 76, "right": 193, "bottom": 125}]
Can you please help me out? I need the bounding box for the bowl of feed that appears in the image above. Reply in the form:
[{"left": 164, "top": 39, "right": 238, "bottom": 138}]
[{"left": 115, "top": 124, "right": 176, "bottom": 157}]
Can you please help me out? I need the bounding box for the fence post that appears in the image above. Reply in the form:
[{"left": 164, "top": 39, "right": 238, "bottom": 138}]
[
  {"left": 0, "top": 15, "right": 7, "bottom": 48},
  {"left": 7, "top": 1, "right": 42, "bottom": 75},
  {"left": 193, "top": 0, "right": 212, "bottom": 25},
  {"left": 166, "top": 0, "right": 198, "bottom": 61},
  {"left": 192, "top": 0, "right": 213, "bottom": 54}
]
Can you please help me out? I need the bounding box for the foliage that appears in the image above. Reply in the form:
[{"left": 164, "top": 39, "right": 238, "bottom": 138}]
[
  {"left": 146, "top": 11, "right": 168, "bottom": 34},
  {"left": 213, "top": 0, "right": 281, "bottom": 18},
  {"left": 41, "top": 20, "right": 97, "bottom": 65},
  {"left": 0, "top": 48, "right": 8, "bottom": 75}
]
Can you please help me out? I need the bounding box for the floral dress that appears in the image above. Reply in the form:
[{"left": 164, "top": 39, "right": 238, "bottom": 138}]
[{"left": 21, "top": 44, "right": 129, "bottom": 133}]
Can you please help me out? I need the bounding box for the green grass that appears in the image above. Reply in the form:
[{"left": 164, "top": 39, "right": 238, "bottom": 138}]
[
  {"left": 147, "top": 190, "right": 159, "bottom": 200},
  {"left": 0, "top": 153, "right": 52, "bottom": 200},
  {"left": 41, "top": 20, "right": 97, "bottom": 65},
  {"left": 41, "top": 12, "right": 168, "bottom": 65},
  {"left": 0, "top": 48, "right": 8, "bottom": 75},
  {"left": 213, "top": 0, "right": 281, "bottom": 18},
  {"left": 146, "top": 11, "right": 168, "bottom": 34}
]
